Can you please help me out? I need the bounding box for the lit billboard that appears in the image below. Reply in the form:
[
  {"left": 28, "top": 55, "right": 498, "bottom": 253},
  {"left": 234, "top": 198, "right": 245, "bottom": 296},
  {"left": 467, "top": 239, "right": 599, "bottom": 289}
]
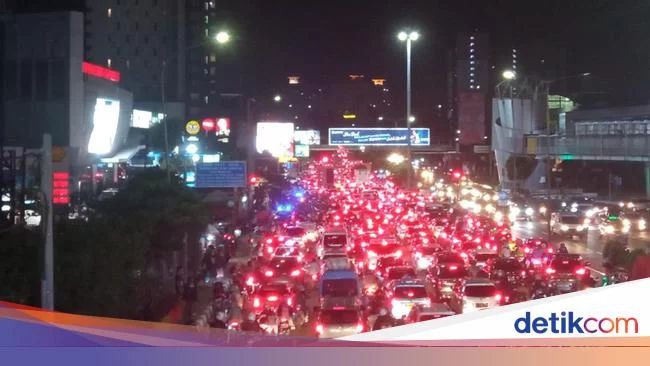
[
  {"left": 88, "top": 98, "right": 121, "bottom": 155},
  {"left": 294, "top": 130, "right": 321, "bottom": 145},
  {"left": 295, "top": 145, "right": 310, "bottom": 157},
  {"left": 328, "top": 128, "right": 430, "bottom": 146},
  {"left": 132, "top": 109, "right": 152, "bottom": 129},
  {"left": 256, "top": 122, "right": 295, "bottom": 158}
]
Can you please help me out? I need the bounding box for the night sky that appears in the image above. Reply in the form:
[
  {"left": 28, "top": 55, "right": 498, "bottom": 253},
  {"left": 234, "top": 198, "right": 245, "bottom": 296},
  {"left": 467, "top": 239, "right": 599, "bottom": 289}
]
[
  {"left": 12, "top": 0, "right": 650, "bottom": 111},
  {"left": 223, "top": 0, "right": 650, "bottom": 112}
]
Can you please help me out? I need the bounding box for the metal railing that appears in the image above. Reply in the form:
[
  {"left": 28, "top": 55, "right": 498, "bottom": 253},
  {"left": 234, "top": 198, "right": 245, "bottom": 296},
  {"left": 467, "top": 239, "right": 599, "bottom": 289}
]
[{"left": 532, "top": 135, "right": 650, "bottom": 161}]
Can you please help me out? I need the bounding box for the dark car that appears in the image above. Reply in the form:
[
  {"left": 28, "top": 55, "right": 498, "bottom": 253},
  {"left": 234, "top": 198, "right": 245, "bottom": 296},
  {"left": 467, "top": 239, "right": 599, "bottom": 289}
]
[
  {"left": 488, "top": 258, "right": 525, "bottom": 287},
  {"left": 545, "top": 254, "right": 591, "bottom": 293}
]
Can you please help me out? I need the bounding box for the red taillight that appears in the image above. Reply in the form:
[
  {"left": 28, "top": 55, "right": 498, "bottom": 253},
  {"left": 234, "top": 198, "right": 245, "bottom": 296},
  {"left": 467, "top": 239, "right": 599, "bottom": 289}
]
[
  {"left": 548, "top": 248, "right": 554, "bottom": 253},
  {"left": 521, "top": 271, "right": 526, "bottom": 276},
  {"left": 253, "top": 297, "right": 261, "bottom": 308},
  {"left": 356, "top": 323, "right": 364, "bottom": 333},
  {"left": 291, "top": 269, "right": 301, "bottom": 277},
  {"left": 524, "top": 247, "right": 531, "bottom": 254},
  {"left": 246, "top": 276, "right": 255, "bottom": 286},
  {"left": 267, "top": 247, "right": 274, "bottom": 254},
  {"left": 316, "top": 324, "right": 324, "bottom": 334},
  {"left": 545, "top": 267, "right": 556, "bottom": 274},
  {"left": 267, "top": 295, "right": 279, "bottom": 301},
  {"left": 395, "top": 250, "right": 403, "bottom": 258},
  {"left": 311, "top": 274, "right": 318, "bottom": 280},
  {"left": 407, "top": 292, "right": 414, "bottom": 297},
  {"left": 449, "top": 265, "right": 458, "bottom": 271},
  {"left": 575, "top": 268, "right": 586, "bottom": 275},
  {"left": 287, "top": 297, "right": 293, "bottom": 306},
  {"left": 495, "top": 293, "right": 502, "bottom": 302},
  {"left": 265, "top": 270, "right": 274, "bottom": 277},
  {"left": 266, "top": 239, "right": 273, "bottom": 244}
]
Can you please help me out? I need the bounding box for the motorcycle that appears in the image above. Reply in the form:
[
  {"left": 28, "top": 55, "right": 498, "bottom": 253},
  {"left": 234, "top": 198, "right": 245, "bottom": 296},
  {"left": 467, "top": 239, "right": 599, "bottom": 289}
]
[
  {"left": 278, "top": 317, "right": 294, "bottom": 335},
  {"left": 258, "top": 314, "right": 279, "bottom": 335}
]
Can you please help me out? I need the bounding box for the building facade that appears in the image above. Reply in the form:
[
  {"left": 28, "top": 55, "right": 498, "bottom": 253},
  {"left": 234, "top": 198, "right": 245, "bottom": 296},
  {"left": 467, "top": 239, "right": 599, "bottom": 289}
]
[{"left": 85, "top": 0, "right": 186, "bottom": 104}]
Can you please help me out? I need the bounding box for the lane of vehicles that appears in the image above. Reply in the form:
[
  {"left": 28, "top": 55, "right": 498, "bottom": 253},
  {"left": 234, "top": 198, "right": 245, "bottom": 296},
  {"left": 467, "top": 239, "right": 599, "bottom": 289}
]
[{"left": 231, "top": 149, "right": 613, "bottom": 337}]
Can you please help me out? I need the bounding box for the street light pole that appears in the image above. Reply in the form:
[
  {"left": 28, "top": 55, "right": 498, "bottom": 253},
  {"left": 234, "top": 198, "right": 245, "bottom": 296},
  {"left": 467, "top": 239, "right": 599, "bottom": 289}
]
[
  {"left": 398, "top": 30, "right": 419, "bottom": 189},
  {"left": 160, "top": 31, "right": 232, "bottom": 184},
  {"left": 161, "top": 63, "right": 171, "bottom": 184},
  {"left": 406, "top": 37, "right": 413, "bottom": 189}
]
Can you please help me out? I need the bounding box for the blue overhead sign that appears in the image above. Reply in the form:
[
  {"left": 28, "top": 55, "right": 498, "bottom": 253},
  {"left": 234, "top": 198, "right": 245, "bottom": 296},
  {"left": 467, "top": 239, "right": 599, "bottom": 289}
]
[
  {"left": 195, "top": 161, "right": 246, "bottom": 188},
  {"left": 329, "top": 128, "right": 431, "bottom": 146}
]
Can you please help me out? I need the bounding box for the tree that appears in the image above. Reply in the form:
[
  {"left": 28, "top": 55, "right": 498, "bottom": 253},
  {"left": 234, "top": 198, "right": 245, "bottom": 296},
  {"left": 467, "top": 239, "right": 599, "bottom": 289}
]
[{"left": 0, "top": 228, "right": 42, "bottom": 306}]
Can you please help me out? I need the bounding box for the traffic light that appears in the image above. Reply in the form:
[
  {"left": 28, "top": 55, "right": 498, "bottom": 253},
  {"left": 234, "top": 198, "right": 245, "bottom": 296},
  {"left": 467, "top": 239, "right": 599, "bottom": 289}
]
[
  {"left": 249, "top": 176, "right": 258, "bottom": 185},
  {"left": 601, "top": 275, "right": 610, "bottom": 287}
]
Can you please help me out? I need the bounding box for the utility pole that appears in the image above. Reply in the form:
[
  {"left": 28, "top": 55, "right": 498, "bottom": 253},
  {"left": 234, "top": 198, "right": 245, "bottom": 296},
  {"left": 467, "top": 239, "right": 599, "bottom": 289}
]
[
  {"left": 41, "top": 134, "right": 54, "bottom": 310},
  {"left": 405, "top": 37, "right": 413, "bottom": 189}
]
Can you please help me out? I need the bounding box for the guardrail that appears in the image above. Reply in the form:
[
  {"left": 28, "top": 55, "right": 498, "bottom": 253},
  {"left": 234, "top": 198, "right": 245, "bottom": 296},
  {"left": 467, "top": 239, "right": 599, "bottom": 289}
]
[{"left": 530, "top": 135, "right": 650, "bottom": 161}]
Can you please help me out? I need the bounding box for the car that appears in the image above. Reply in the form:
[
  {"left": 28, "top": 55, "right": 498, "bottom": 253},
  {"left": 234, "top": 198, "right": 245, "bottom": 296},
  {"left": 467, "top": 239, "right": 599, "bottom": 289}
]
[
  {"left": 427, "top": 260, "right": 469, "bottom": 302},
  {"left": 284, "top": 226, "right": 307, "bottom": 246},
  {"left": 366, "top": 240, "right": 403, "bottom": 270},
  {"left": 471, "top": 250, "right": 499, "bottom": 270},
  {"left": 413, "top": 245, "right": 443, "bottom": 270},
  {"left": 620, "top": 213, "right": 647, "bottom": 232},
  {"left": 405, "top": 303, "right": 456, "bottom": 324},
  {"left": 385, "top": 279, "right": 432, "bottom": 319},
  {"left": 250, "top": 283, "right": 296, "bottom": 313},
  {"left": 315, "top": 307, "right": 366, "bottom": 338},
  {"left": 487, "top": 258, "right": 526, "bottom": 287},
  {"left": 449, "top": 278, "right": 501, "bottom": 314},
  {"left": 380, "top": 265, "right": 417, "bottom": 284},
  {"left": 551, "top": 212, "right": 588, "bottom": 239},
  {"left": 545, "top": 254, "right": 591, "bottom": 293},
  {"left": 260, "top": 256, "right": 304, "bottom": 284}
]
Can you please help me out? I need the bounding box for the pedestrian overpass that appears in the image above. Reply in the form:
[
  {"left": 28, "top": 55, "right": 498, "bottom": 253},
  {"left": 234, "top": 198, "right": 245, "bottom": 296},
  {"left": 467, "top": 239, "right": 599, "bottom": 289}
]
[{"left": 527, "top": 120, "right": 650, "bottom": 162}]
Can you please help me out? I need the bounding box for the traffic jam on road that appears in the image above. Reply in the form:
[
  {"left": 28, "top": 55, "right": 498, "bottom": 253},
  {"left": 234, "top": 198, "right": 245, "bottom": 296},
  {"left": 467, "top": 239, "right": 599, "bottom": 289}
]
[{"left": 216, "top": 148, "right": 635, "bottom": 337}]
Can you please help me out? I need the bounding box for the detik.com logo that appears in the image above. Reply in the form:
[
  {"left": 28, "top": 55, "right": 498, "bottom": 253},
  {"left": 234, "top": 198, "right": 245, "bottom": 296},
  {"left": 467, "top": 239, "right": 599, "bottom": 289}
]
[{"left": 514, "top": 312, "right": 639, "bottom": 334}]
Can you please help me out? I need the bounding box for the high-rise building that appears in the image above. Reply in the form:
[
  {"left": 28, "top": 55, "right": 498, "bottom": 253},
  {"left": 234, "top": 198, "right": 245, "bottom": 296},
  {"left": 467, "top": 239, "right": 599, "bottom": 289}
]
[
  {"left": 454, "top": 32, "right": 489, "bottom": 146},
  {"left": 85, "top": 0, "right": 186, "bottom": 104}
]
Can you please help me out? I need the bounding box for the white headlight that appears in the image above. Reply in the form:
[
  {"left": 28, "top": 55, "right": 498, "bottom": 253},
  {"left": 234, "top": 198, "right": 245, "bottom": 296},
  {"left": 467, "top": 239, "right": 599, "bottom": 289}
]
[
  {"left": 525, "top": 207, "right": 534, "bottom": 216},
  {"left": 561, "top": 225, "right": 569, "bottom": 231},
  {"left": 605, "top": 226, "right": 615, "bottom": 234}
]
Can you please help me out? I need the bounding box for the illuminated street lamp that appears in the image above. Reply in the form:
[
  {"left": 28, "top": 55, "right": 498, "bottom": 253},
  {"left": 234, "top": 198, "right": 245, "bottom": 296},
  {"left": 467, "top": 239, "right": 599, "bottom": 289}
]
[
  {"left": 502, "top": 70, "right": 516, "bottom": 80},
  {"left": 387, "top": 153, "right": 406, "bottom": 165},
  {"left": 161, "top": 30, "right": 231, "bottom": 183},
  {"left": 397, "top": 30, "right": 419, "bottom": 189},
  {"left": 273, "top": 95, "right": 282, "bottom": 103},
  {"left": 215, "top": 31, "right": 231, "bottom": 44}
]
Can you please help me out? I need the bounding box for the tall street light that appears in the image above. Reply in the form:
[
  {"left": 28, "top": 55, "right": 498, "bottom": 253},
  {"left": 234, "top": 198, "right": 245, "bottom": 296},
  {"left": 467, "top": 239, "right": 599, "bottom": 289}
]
[
  {"left": 161, "top": 30, "right": 231, "bottom": 183},
  {"left": 397, "top": 30, "right": 419, "bottom": 189}
]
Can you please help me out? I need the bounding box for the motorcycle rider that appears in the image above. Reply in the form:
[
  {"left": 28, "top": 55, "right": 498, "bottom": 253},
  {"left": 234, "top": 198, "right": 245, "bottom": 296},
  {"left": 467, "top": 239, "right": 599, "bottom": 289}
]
[
  {"left": 277, "top": 302, "right": 295, "bottom": 331},
  {"left": 241, "top": 312, "right": 264, "bottom": 333},
  {"left": 211, "top": 311, "right": 228, "bottom": 329},
  {"left": 372, "top": 308, "right": 395, "bottom": 331},
  {"left": 500, "top": 244, "right": 512, "bottom": 258},
  {"left": 558, "top": 242, "right": 569, "bottom": 254}
]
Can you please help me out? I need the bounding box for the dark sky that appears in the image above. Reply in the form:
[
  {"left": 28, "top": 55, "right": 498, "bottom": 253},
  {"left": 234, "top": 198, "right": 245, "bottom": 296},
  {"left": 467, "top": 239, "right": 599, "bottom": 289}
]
[
  {"left": 12, "top": 0, "right": 650, "bottom": 109},
  {"left": 223, "top": 0, "right": 650, "bottom": 107}
]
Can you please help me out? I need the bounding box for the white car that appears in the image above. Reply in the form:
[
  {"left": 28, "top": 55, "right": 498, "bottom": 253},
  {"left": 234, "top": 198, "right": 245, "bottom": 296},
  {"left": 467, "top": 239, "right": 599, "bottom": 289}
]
[{"left": 449, "top": 278, "right": 501, "bottom": 314}]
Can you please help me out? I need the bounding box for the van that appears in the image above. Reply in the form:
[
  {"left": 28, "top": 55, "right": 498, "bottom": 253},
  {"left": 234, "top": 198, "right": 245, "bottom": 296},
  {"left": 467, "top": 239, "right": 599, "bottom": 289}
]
[{"left": 320, "top": 227, "right": 349, "bottom": 254}]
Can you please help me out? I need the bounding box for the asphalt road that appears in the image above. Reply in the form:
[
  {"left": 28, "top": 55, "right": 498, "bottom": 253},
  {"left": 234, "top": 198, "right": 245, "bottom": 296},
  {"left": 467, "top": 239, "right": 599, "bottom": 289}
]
[{"left": 512, "top": 219, "right": 650, "bottom": 277}]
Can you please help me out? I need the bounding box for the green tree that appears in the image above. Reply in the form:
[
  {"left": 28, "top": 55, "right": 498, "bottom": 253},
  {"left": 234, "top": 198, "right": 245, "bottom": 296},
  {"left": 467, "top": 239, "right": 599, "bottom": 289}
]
[{"left": 0, "top": 228, "right": 42, "bottom": 306}]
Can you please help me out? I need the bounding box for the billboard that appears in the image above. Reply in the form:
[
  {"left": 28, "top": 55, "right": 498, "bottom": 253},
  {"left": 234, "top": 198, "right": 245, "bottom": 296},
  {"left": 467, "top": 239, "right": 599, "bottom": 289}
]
[
  {"left": 457, "top": 91, "right": 486, "bottom": 145},
  {"left": 295, "top": 145, "right": 310, "bottom": 157},
  {"left": 294, "top": 130, "right": 321, "bottom": 145},
  {"left": 195, "top": 161, "right": 246, "bottom": 188},
  {"left": 88, "top": 98, "right": 121, "bottom": 155},
  {"left": 256, "top": 122, "right": 295, "bottom": 158},
  {"left": 328, "top": 128, "right": 430, "bottom": 146}
]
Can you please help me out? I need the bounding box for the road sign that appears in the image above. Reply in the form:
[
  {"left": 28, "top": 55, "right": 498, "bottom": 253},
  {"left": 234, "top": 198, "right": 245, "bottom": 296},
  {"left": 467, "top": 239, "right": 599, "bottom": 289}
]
[
  {"left": 473, "top": 145, "right": 490, "bottom": 154},
  {"left": 195, "top": 161, "right": 246, "bottom": 188},
  {"left": 185, "top": 120, "right": 201, "bottom": 135}
]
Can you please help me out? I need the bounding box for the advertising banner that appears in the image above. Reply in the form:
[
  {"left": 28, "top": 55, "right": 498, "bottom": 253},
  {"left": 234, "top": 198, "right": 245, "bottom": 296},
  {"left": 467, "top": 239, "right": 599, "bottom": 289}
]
[
  {"left": 457, "top": 91, "right": 486, "bottom": 145},
  {"left": 294, "top": 130, "right": 321, "bottom": 145},
  {"left": 295, "top": 145, "right": 310, "bottom": 157},
  {"left": 328, "top": 128, "right": 430, "bottom": 146},
  {"left": 256, "top": 122, "right": 295, "bottom": 158}
]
